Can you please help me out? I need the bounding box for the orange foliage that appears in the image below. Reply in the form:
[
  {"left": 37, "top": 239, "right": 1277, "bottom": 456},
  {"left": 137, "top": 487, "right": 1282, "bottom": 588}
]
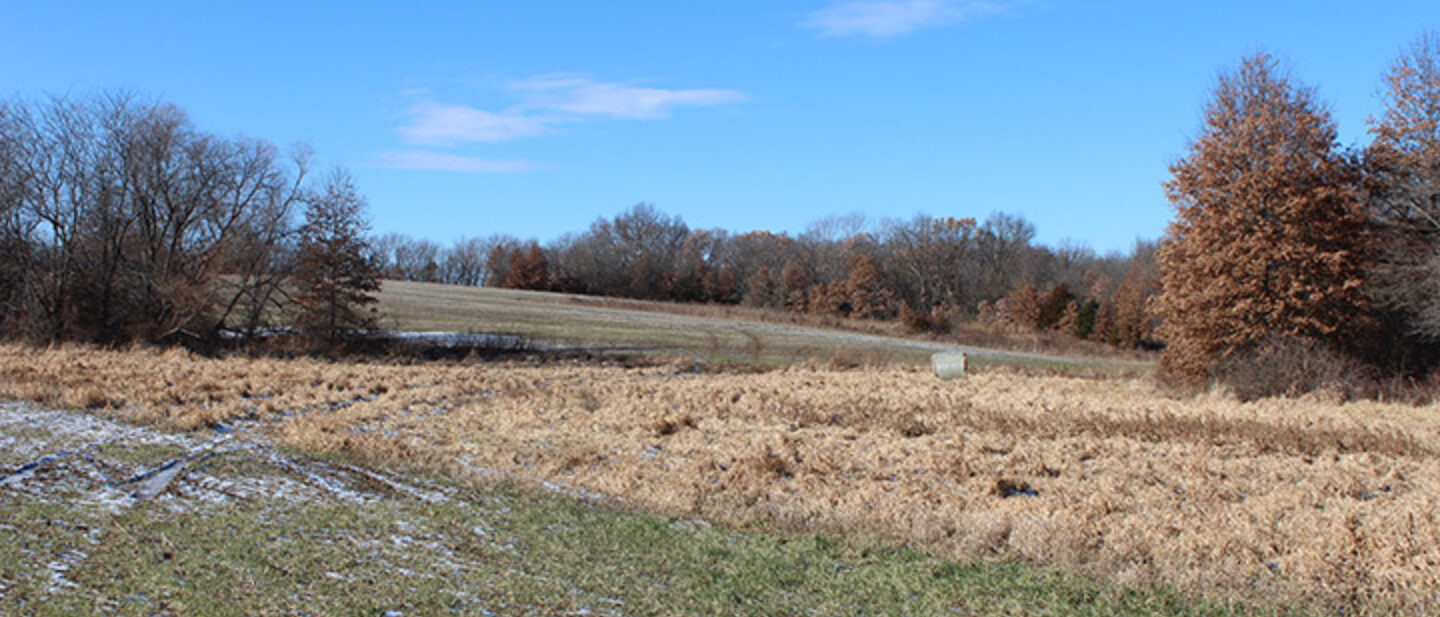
[
  {"left": 1154, "top": 53, "right": 1375, "bottom": 385},
  {"left": 501, "top": 243, "right": 552, "bottom": 291}
]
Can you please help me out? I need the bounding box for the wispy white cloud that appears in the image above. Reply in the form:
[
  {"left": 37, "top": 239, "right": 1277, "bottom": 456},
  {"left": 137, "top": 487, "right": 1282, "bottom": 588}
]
[
  {"left": 804, "top": 0, "right": 1005, "bottom": 38},
  {"left": 398, "top": 101, "right": 555, "bottom": 146},
  {"left": 376, "top": 150, "right": 538, "bottom": 174},
  {"left": 509, "top": 75, "right": 747, "bottom": 119},
  {"left": 394, "top": 76, "right": 745, "bottom": 151},
  {"left": 388, "top": 76, "right": 744, "bottom": 172}
]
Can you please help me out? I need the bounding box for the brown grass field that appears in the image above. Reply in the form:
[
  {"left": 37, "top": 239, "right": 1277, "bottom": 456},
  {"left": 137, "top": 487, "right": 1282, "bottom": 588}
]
[
  {"left": 3, "top": 342, "right": 1438, "bottom": 615},
  {"left": 374, "top": 280, "right": 1154, "bottom": 374}
]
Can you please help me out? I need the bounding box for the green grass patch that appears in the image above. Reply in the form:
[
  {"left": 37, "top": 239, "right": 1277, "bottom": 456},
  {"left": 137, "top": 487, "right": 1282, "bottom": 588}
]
[
  {"left": 966, "top": 351, "right": 1156, "bottom": 379},
  {"left": 0, "top": 425, "right": 56, "bottom": 441},
  {"left": 0, "top": 426, "right": 74, "bottom": 467}
]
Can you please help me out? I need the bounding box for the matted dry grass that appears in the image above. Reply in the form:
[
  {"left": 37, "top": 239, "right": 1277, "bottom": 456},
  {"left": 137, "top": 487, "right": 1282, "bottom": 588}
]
[{"left": 4, "top": 343, "right": 1438, "bottom": 614}]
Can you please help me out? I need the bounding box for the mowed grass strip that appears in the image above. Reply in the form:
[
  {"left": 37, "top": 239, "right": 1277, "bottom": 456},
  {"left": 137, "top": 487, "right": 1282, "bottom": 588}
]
[
  {"left": 375, "top": 279, "right": 927, "bottom": 367},
  {"left": 375, "top": 280, "right": 1147, "bottom": 373}
]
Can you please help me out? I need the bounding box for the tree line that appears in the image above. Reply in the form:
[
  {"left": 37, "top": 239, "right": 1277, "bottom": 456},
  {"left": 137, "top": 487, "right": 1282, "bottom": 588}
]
[
  {"left": 0, "top": 93, "right": 380, "bottom": 348},
  {"left": 373, "top": 204, "right": 1163, "bottom": 350}
]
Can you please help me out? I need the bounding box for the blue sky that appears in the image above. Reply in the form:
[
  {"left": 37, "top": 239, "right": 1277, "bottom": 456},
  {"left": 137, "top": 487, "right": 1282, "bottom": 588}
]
[{"left": 2, "top": 1, "right": 1435, "bottom": 254}]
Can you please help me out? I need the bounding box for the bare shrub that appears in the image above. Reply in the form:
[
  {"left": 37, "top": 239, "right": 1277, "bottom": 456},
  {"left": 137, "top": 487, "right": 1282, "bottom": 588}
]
[
  {"left": 890, "top": 414, "right": 934, "bottom": 438},
  {"left": 991, "top": 477, "right": 1037, "bottom": 498},
  {"left": 1214, "top": 336, "right": 1375, "bottom": 401},
  {"left": 826, "top": 348, "right": 864, "bottom": 370},
  {"left": 651, "top": 413, "right": 696, "bottom": 436},
  {"left": 899, "top": 304, "right": 952, "bottom": 335}
]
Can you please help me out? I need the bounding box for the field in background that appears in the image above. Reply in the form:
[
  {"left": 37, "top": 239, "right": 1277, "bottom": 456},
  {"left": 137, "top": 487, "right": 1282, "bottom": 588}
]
[
  {"left": 4, "top": 343, "right": 1437, "bottom": 615},
  {"left": 376, "top": 280, "right": 1153, "bottom": 375}
]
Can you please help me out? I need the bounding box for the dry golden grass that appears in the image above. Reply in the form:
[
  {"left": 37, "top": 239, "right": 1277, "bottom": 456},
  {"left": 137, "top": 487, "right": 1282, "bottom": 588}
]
[{"left": 4, "top": 342, "right": 1439, "bottom": 614}]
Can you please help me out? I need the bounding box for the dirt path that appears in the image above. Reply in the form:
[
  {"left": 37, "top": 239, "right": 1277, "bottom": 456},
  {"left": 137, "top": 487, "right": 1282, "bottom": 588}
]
[{"left": 693, "top": 317, "right": 1148, "bottom": 369}]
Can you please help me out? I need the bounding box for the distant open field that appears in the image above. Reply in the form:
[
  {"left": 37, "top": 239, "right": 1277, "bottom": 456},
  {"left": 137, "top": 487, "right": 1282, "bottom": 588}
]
[
  {"left": 4, "top": 343, "right": 1436, "bottom": 615},
  {"left": 376, "top": 280, "right": 1153, "bottom": 374}
]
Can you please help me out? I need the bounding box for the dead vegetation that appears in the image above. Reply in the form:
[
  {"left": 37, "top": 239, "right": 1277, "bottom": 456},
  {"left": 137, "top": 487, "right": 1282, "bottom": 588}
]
[{"left": 4, "top": 342, "right": 1440, "bottom": 614}]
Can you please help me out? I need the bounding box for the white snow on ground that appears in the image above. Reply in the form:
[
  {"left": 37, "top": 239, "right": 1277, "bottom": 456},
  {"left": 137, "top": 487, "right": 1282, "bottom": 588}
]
[
  {"left": 0, "top": 401, "right": 456, "bottom": 513},
  {"left": 0, "top": 400, "right": 464, "bottom": 600},
  {"left": 0, "top": 400, "right": 634, "bottom": 616}
]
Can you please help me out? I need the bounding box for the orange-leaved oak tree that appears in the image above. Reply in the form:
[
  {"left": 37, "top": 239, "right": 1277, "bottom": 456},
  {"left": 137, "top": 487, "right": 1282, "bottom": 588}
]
[
  {"left": 1153, "top": 53, "right": 1376, "bottom": 385},
  {"left": 294, "top": 170, "right": 382, "bottom": 347},
  {"left": 501, "top": 243, "right": 552, "bottom": 291}
]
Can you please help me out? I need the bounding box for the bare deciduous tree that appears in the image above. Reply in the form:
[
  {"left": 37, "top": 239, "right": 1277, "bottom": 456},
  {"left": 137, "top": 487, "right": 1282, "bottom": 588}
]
[
  {"left": 550, "top": 203, "right": 688, "bottom": 299},
  {"left": 211, "top": 144, "right": 310, "bottom": 337},
  {"left": 977, "top": 212, "right": 1036, "bottom": 299},
  {"left": 0, "top": 93, "right": 318, "bottom": 345},
  {"left": 883, "top": 214, "right": 980, "bottom": 313},
  {"left": 394, "top": 237, "right": 441, "bottom": 282},
  {"left": 1367, "top": 31, "right": 1440, "bottom": 343},
  {"left": 439, "top": 235, "right": 506, "bottom": 286}
]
